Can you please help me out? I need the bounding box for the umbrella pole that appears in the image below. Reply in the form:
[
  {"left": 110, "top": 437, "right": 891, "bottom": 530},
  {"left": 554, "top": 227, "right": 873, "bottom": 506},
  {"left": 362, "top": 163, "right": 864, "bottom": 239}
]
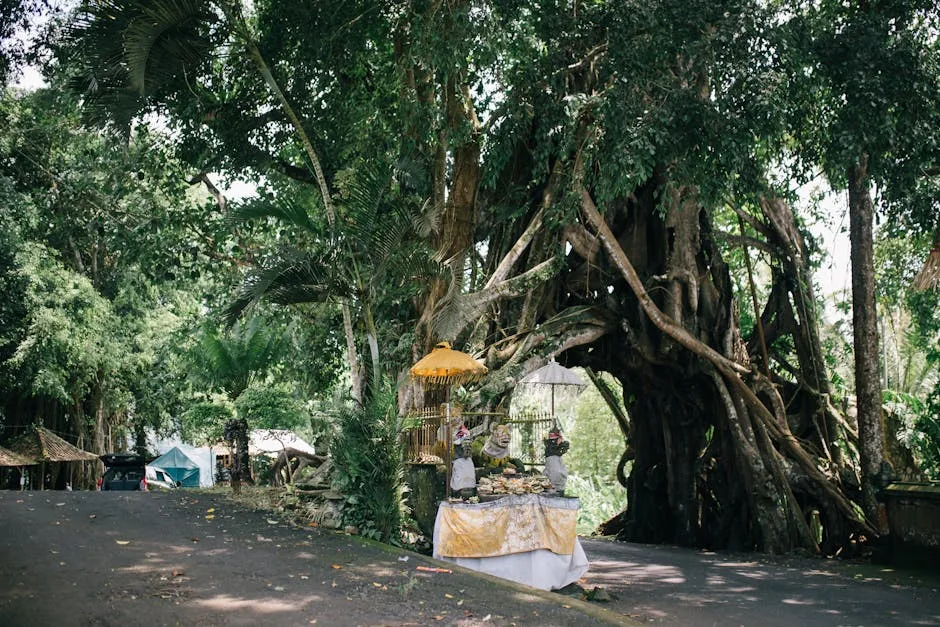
[{"left": 551, "top": 385, "right": 556, "bottom": 426}]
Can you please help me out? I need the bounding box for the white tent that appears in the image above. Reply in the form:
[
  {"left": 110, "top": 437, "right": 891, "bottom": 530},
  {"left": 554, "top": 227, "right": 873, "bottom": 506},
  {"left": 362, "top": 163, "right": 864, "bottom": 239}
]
[
  {"left": 143, "top": 430, "right": 216, "bottom": 488},
  {"left": 249, "top": 430, "right": 316, "bottom": 458},
  {"left": 171, "top": 443, "right": 216, "bottom": 487}
]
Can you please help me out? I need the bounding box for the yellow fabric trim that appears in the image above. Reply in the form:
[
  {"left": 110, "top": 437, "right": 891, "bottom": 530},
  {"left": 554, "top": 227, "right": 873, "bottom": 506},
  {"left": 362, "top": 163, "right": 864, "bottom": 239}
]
[{"left": 436, "top": 498, "right": 578, "bottom": 558}]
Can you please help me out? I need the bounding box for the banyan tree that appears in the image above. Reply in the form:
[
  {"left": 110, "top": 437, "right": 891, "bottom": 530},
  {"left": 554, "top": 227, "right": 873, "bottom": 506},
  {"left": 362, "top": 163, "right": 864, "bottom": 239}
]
[{"left": 63, "top": 0, "right": 936, "bottom": 554}]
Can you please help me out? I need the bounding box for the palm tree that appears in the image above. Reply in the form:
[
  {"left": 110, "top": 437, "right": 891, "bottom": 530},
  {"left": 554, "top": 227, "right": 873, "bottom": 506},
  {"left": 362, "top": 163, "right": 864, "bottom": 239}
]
[
  {"left": 65, "top": 0, "right": 397, "bottom": 401},
  {"left": 191, "top": 316, "right": 283, "bottom": 401},
  {"left": 67, "top": 0, "right": 334, "bottom": 218},
  {"left": 225, "top": 165, "right": 435, "bottom": 400}
]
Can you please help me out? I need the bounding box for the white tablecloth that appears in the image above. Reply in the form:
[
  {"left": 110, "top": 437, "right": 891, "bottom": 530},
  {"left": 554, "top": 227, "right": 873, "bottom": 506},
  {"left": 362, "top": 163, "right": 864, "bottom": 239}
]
[{"left": 432, "top": 494, "right": 589, "bottom": 590}]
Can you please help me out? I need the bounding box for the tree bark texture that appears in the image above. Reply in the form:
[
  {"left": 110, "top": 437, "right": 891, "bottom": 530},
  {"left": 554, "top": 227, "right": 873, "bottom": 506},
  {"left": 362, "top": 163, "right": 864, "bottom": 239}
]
[
  {"left": 571, "top": 186, "right": 870, "bottom": 553},
  {"left": 847, "top": 156, "right": 888, "bottom": 529}
]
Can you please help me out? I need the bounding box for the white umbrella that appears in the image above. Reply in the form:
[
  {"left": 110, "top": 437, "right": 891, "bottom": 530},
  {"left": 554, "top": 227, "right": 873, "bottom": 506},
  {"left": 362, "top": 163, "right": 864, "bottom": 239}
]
[{"left": 520, "top": 359, "right": 587, "bottom": 423}]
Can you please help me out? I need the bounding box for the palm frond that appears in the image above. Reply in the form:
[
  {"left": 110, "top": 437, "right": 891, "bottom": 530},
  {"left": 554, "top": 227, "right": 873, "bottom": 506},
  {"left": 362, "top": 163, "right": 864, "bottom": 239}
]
[
  {"left": 65, "top": 0, "right": 216, "bottom": 127},
  {"left": 124, "top": 0, "right": 214, "bottom": 95},
  {"left": 229, "top": 197, "right": 321, "bottom": 234},
  {"left": 224, "top": 251, "right": 354, "bottom": 324},
  {"left": 197, "top": 330, "right": 239, "bottom": 381}
]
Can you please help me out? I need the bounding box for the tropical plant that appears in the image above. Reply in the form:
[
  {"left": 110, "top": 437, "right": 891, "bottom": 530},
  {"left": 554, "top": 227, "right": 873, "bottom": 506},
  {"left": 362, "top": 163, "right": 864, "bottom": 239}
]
[
  {"left": 234, "top": 385, "right": 308, "bottom": 431},
  {"left": 225, "top": 165, "right": 435, "bottom": 400},
  {"left": 189, "top": 316, "right": 283, "bottom": 400},
  {"left": 330, "top": 383, "right": 411, "bottom": 544},
  {"left": 179, "top": 397, "right": 234, "bottom": 446},
  {"left": 779, "top": 0, "right": 940, "bottom": 519},
  {"left": 59, "top": 0, "right": 940, "bottom": 557}
]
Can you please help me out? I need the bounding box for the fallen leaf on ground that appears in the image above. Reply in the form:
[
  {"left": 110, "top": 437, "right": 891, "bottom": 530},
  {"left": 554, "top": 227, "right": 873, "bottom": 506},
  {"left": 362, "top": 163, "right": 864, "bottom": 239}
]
[
  {"left": 416, "top": 566, "right": 452, "bottom": 574},
  {"left": 266, "top": 519, "right": 279, "bottom": 524},
  {"left": 115, "top": 540, "right": 130, "bottom": 545},
  {"left": 206, "top": 508, "right": 215, "bottom": 513},
  {"left": 331, "top": 564, "right": 342, "bottom": 569}
]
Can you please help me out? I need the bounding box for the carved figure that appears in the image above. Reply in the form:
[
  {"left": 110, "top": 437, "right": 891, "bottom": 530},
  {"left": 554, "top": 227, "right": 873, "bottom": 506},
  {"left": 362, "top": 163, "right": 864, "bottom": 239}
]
[{"left": 543, "top": 427, "right": 569, "bottom": 493}]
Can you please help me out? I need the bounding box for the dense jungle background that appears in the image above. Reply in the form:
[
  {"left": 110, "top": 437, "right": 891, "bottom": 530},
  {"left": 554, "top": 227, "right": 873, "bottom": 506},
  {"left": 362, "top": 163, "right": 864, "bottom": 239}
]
[{"left": 1, "top": 0, "right": 937, "bottom": 554}]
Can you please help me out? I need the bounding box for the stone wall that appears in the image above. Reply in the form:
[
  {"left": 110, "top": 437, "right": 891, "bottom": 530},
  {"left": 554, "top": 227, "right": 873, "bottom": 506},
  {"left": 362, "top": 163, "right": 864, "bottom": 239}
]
[{"left": 882, "top": 482, "right": 940, "bottom": 568}]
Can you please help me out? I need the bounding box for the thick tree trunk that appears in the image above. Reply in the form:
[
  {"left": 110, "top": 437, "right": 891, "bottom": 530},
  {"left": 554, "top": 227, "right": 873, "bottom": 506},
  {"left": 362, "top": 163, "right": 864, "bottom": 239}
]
[
  {"left": 576, "top": 184, "right": 869, "bottom": 553},
  {"left": 758, "top": 197, "right": 844, "bottom": 466},
  {"left": 847, "top": 156, "right": 887, "bottom": 530}
]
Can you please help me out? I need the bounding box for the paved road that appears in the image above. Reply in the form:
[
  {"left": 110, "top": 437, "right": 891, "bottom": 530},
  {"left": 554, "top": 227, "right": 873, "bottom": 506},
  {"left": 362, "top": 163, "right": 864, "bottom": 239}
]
[
  {"left": 0, "top": 491, "right": 620, "bottom": 627},
  {"left": 580, "top": 537, "right": 940, "bottom": 626},
  {"left": 2, "top": 490, "right": 938, "bottom": 627}
]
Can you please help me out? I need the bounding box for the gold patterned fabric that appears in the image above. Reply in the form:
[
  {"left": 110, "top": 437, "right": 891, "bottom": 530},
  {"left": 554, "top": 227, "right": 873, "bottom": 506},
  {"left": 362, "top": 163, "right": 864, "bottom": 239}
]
[{"left": 435, "top": 494, "right": 579, "bottom": 558}]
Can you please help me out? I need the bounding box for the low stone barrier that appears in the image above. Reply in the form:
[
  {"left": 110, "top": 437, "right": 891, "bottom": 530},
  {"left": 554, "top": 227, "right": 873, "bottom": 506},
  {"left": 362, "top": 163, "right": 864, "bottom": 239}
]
[{"left": 881, "top": 482, "right": 940, "bottom": 568}]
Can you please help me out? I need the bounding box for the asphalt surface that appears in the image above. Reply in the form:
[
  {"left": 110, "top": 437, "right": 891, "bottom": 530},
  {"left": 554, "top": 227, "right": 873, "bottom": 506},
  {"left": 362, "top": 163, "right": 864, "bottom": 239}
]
[
  {"left": 2, "top": 489, "right": 939, "bottom": 626},
  {"left": 0, "top": 490, "right": 623, "bottom": 627},
  {"left": 580, "top": 537, "right": 940, "bottom": 626}
]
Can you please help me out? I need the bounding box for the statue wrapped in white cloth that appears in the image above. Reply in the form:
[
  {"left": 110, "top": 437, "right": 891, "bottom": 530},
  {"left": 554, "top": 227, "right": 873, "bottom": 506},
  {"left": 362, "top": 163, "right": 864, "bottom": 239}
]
[
  {"left": 450, "top": 441, "right": 476, "bottom": 493},
  {"left": 542, "top": 427, "right": 569, "bottom": 493}
]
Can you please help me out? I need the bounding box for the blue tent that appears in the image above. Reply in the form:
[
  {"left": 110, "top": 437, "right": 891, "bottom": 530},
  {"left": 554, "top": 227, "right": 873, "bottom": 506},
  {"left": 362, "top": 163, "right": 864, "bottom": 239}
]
[{"left": 150, "top": 446, "right": 200, "bottom": 487}]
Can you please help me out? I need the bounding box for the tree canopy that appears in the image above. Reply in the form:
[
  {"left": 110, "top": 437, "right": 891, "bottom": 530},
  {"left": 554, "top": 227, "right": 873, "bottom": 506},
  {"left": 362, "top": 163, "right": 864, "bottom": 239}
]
[{"left": 0, "top": 0, "right": 936, "bottom": 553}]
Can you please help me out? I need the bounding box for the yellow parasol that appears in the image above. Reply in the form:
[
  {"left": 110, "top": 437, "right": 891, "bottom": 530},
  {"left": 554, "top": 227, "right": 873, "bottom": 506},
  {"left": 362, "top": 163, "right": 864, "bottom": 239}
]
[
  {"left": 409, "top": 342, "right": 488, "bottom": 386},
  {"left": 410, "top": 342, "right": 488, "bottom": 493}
]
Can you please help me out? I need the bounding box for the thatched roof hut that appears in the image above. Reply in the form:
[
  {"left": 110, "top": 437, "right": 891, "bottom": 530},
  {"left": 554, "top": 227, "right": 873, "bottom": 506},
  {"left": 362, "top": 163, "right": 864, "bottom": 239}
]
[
  {"left": 7, "top": 427, "right": 98, "bottom": 462},
  {"left": 0, "top": 445, "right": 35, "bottom": 467}
]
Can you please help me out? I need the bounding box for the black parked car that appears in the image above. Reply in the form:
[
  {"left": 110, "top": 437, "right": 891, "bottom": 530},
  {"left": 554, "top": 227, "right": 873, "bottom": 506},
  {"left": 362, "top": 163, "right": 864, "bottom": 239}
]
[
  {"left": 99, "top": 453, "right": 148, "bottom": 491},
  {"left": 99, "top": 453, "right": 178, "bottom": 491}
]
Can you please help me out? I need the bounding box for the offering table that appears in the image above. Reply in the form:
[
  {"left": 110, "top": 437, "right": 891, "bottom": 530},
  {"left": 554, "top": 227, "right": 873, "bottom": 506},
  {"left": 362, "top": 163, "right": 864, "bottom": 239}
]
[{"left": 432, "top": 493, "right": 589, "bottom": 590}]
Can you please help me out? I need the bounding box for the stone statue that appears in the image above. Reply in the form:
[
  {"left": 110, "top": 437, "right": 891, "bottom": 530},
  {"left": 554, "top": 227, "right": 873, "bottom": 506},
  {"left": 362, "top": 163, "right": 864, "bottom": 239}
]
[
  {"left": 543, "top": 427, "right": 569, "bottom": 493},
  {"left": 450, "top": 441, "right": 476, "bottom": 493}
]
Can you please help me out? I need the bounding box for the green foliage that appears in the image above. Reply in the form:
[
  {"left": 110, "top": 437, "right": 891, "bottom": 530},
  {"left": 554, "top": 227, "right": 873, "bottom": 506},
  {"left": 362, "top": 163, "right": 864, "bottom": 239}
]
[
  {"left": 780, "top": 0, "right": 939, "bottom": 227},
  {"left": 35, "top": 0, "right": 940, "bottom": 550},
  {"left": 225, "top": 162, "right": 434, "bottom": 396},
  {"left": 0, "top": 0, "right": 36, "bottom": 86},
  {"left": 6, "top": 243, "right": 118, "bottom": 403},
  {"left": 566, "top": 376, "right": 628, "bottom": 483},
  {"left": 912, "top": 385, "right": 940, "bottom": 480},
  {"left": 566, "top": 473, "right": 628, "bottom": 536},
  {"left": 885, "top": 388, "right": 940, "bottom": 481},
  {"left": 234, "top": 386, "right": 307, "bottom": 430},
  {"left": 189, "top": 316, "right": 284, "bottom": 400},
  {"left": 330, "top": 384, "right": 410, "bottom": 544},
  {"left": 180, "top": 398, "right": 234, "bottom": 446},
  {"left": 0, "top": 213, "right": 28, "bottom": 379}
]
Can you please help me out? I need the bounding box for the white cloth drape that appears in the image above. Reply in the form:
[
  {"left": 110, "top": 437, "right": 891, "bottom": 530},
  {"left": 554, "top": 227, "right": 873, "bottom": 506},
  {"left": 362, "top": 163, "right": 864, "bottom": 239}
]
[{"left": 435, "top": 539, "right": 589, "bottom": 590}]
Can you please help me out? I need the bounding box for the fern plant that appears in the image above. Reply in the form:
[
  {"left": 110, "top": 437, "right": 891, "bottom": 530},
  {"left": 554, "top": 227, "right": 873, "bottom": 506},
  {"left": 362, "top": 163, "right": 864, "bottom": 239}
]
[{"left": 330, "top": 383, "right": 411, "bottom": 543}]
